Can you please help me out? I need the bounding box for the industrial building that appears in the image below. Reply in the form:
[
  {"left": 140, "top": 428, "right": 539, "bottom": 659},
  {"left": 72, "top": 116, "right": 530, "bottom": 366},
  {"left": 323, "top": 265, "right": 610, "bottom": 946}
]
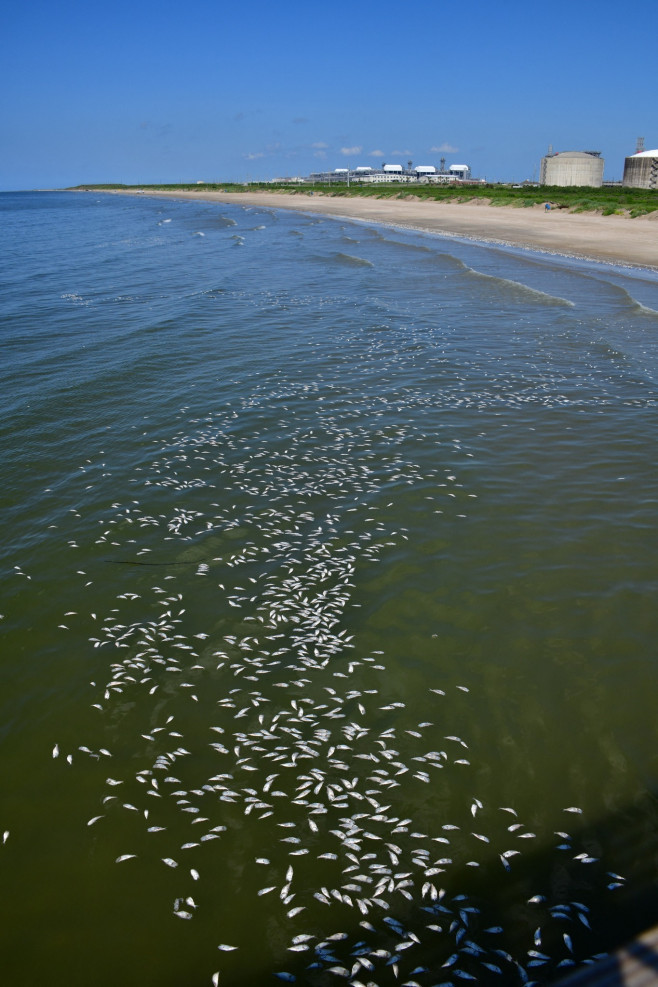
[
  {"left": 540, "top": 150, "right": 604, "bottom": 187},
  {"left": 623, "top": 143, "right": 658, "bottom": 189},
  {"left": 308, "top": 160, "right": 475, "bottom": 185}
]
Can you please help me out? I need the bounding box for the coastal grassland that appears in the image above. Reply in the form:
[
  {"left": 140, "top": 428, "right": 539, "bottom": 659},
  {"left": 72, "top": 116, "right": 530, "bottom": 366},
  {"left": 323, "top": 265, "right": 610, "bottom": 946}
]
[{"left": 70, "top": 182, "right": 658, "bottom": 218}]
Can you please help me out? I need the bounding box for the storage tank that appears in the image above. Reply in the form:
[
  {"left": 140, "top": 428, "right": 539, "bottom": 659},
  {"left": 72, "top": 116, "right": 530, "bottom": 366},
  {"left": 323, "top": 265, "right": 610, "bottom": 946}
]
[
  {"left": 540, "top": 150, "right": 604, "bottom": 187},
  {"left": 623, "top": 149, "right": 658, "bottom": 189}
]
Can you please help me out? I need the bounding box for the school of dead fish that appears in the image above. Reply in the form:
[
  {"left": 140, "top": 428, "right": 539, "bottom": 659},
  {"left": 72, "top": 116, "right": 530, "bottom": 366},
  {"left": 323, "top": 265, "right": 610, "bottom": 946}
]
[{"left": 7, "top": 217, "right": 628, "bottom": 985}]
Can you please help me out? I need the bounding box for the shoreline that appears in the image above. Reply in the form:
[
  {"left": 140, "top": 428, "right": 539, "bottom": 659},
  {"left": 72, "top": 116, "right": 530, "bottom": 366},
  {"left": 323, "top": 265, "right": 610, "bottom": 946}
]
[{"left": 108, "top": 189, "right": 658, "bottom": 272}]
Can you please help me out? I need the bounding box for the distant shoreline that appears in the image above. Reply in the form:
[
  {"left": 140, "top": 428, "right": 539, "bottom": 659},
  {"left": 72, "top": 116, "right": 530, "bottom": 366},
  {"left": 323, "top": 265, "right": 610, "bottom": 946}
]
[{"left": 94, "top": 188, "right": 658, "bottom": 271}]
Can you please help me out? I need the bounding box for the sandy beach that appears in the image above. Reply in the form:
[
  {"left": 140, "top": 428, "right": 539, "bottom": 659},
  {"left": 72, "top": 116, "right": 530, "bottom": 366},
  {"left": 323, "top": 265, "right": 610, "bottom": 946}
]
[{"left": 128, "top": 189, "right": 658, "bottom": 271}]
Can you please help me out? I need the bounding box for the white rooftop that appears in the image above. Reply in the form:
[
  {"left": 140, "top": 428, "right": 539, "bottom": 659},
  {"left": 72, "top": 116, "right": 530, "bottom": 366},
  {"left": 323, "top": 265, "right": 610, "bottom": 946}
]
[
  {"left": 549, "top": 151, "right": 601, "bottom": 158},
  {"left": 632, "top": 149, "right": 658, "bottom": 157}
]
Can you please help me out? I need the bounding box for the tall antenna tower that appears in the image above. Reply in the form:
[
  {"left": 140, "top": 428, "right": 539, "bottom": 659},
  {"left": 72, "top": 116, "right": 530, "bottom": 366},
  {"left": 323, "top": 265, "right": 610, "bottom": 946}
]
[{"left": 636, "top": 137, "right": 645, "bottom": 153}]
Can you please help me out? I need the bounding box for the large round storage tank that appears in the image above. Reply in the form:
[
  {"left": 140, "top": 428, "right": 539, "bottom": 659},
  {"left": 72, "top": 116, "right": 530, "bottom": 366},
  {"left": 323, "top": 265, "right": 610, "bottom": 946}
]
[
  {"left": 623, "top": 150, "right": 658, "bottom": 189},
  {"left": 540, "top": 151, "right": 604, "bottom": 187}
]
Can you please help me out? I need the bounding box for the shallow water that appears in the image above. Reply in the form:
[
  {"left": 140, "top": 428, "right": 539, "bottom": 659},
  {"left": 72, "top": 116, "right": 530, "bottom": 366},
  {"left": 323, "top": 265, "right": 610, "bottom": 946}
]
[{"left": 1, "top": 191, "right": 658, "bottom": 986}]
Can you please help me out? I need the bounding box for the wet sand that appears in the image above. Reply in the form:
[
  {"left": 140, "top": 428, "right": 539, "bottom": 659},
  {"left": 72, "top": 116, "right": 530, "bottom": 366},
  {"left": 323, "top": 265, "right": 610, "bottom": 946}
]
[{"left": 130, "top": 189, "right": 658, "bottom": 271}]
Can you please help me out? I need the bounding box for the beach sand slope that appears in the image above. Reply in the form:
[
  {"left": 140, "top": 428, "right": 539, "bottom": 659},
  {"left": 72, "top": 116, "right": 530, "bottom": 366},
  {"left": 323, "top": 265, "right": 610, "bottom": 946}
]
[{"left": 135, "top": 189, "right": 658, "bottom": 271}]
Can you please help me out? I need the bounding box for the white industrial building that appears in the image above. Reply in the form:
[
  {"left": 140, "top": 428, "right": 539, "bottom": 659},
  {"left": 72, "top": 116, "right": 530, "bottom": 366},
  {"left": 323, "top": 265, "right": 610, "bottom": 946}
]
[
  {"left": 355, "top": 164, "right": 414, "bottom": 184},
  {"left": 308, "top": 161, "right": 475, "bottom": 184},
  {"left": 623, "top": 147, "right": 658, "bottom": 189},
  {"left": 539, "top": 150, "right": 604, "bottom": 187},
  {"left": 410, "top": 164, "right": 472, "bottom": 183},
  {"left": 446, "top": 164, "right": 471, "bottom": 181}
]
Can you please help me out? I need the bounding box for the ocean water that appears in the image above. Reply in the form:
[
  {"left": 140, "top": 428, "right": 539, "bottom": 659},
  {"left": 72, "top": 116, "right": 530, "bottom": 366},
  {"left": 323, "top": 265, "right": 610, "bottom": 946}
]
[{"left": 1, "top": 190, "right": 658, "bottom": 987}]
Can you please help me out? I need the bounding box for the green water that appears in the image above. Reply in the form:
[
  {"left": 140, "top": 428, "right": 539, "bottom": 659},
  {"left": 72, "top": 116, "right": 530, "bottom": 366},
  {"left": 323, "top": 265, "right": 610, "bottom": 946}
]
[{"left": 2, "top": 191, "right": 658, "bottom": 985}]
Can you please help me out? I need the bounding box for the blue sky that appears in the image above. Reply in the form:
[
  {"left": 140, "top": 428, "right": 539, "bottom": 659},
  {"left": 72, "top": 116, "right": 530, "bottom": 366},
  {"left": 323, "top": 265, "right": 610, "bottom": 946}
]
[{"left": 2, "top": 0, "right": 657, "bottom": 189}]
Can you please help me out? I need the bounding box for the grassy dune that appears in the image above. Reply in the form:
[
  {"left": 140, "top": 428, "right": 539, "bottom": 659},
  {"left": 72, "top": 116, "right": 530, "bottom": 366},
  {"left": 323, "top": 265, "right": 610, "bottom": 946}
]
[{"left": 71, "top": 182, "right": 658, "bottom": 218}]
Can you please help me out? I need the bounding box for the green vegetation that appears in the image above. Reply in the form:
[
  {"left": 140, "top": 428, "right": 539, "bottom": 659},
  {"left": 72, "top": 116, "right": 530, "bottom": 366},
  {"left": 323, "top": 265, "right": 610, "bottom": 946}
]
[{"left": 68, "top": 182, "right": 658, "bottom": 217}]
